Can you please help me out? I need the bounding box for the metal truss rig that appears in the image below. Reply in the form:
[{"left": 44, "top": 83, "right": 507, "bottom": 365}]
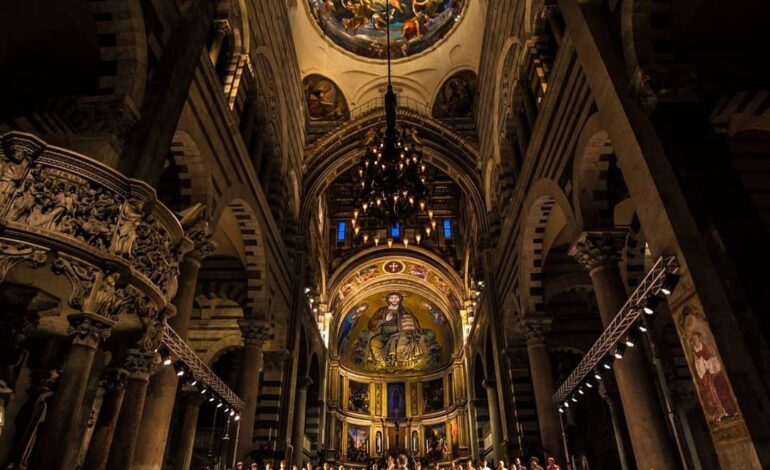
[
  {"left": 163, "top": 325, "right": 245, "bottom": 411},
  {"left": 552, "top": 255, "right": 679, "bottom": 406}
]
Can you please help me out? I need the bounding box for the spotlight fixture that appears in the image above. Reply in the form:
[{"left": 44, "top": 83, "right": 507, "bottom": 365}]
[
  {"left": 216, "top": 401, "right": 223, "bottom": 408},
  {"left": 638, "top": 322, "right": 648, "bottom": 333},
  {"left": 230, "top": 410, "right": 236, "bottom": 417},
  {"left": 571, "top": 396, "right": 578, "bottom": 403},
  {"left": 613, "top": 345, "right": 625, "bottom": 360},
  {"left": 224, "top": 407, "right": 230, "bottom": 413},
  {"left": 190, "top": 379, "right": 198, "bottom": 386},
  {"left": 578, "top": 387, "right": 585, "bottom": 395},
  {"left": 624, "top": 335, "right": 636, "bottom": 348},
  {"left": 161, "top": 351, "right": 172, "bottom": 366},
  {"left": 200, "top": 388, "right": 208, "bottom": 395},
  {"left": 208, "top": 396, "right": 215, "bottom": 402},
  {"left": 563, "top": 401, "right": 570, "bottom": 408},
  {"left": 176, "top": 368, "right": 185, "bottom": 377},
  {"left": 593, "top": 369, "right": 603, "bottom": 381},
  {"left": 234, "top": 414, "right": 241, "bottom": 421},
  {"left": 558, "top": 407, "right": 565, "bottom": 413},
  {"left": 643, "top": 296, "right": 660, "bottom": 315},
  {"left": 660, "top": 273, "right": 679, "bottom": 296},
  {"left": 585, "top": 381, "right": 594, "bottom": 389},
  {"left": 304, "top": 287, "right": 311, "bottom": 294},
  {"left": 603, "top": 361, "right": 612, "bottom": 370}
]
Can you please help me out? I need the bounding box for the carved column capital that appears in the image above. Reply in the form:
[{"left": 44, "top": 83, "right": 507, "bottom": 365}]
[
  {"left": 182, "top": 389, "right": 207, "bottom": 408},
  {"left": 100, "top": 367, "right": 129, "bottom": 391},
  {"left": 518, "top": 317, "right": 553, "bottom": 345},
  {"left": 67, "top": 312, "right": 115, "bottom": 348},
  {"left": 297, "top": 376, "right": 314, "bottom": 389},
  {"left": 182, "top": 210, "right": 217, "bottom": 261},
  {"left": 263, "top": 349, "right": 291, "bottom": 371},
  {"left": 0, "top": 242, "right": 48, "bottom": 283},
  {"left": 568, "top": 230, "right": 628, "bottom": 272},
  {"left": 213, "top": 19, "right": 231, "bottom": 34},
  {"left": 482, "top": 378, "right": 497, "bottom": 390},
  {"left": 123, "top": 349, "right": 159, "bottom": 381},
  {"left": 238, "top": 319, "right": 272, "bottom": 347}
]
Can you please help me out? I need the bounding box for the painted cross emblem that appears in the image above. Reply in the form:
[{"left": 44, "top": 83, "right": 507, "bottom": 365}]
[{"left": 383, "top": 261, "right": 404, "bottom": 274}]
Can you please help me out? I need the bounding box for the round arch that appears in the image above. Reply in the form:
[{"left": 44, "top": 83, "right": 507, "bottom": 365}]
[
  {"left": 300, "top": 108, "right": 486, "bottom": 236},
  {"left": 211, "top": 188, "right": 269, "bottom": 318},
  {"left": 518, "top": 178, "right": 578, "bottom": 316}
]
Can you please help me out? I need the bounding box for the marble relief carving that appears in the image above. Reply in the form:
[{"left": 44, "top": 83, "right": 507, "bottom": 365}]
[{"left": 0, "top": 131, "right": 191, "bottom": 318}]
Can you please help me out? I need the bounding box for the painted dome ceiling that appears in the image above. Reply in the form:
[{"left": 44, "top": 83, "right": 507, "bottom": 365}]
[
  {"left": 337, "top": 290, "right": 454, "bottom": 374},
  {"left": 306, "top": 0, "right": 466, "bottom": 60}
]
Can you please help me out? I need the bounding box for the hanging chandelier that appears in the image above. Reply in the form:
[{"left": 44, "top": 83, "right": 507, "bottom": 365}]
[{"left": 352, "top": 1, "right": 431, "bottom": 237}]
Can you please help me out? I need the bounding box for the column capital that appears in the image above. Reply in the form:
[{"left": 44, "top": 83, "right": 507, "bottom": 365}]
[
  {"left": 263, "top": 348, "right": 291, "bottom": 370},
  {"left": 187, "top": 223, "right": 217, "bottom": 262},
  {"left": 213, "top": 19, "right": 231, "bottom": 34},
  {"left": 238, "top": 319, "right": 272, "bottom": 346},
  {"left": 518, "top": 317, "right": 553, "bottom": 345},
  {"left": 482, "top": 378, "right": 497, "bottom": 389},
  {"left": 182, "top": 389, "right": 207, "bottom": 408},
  {"left": 297, "top": 376, "right": 314, "bottom": 389},
  {"left": 568, "top": 230, "right": 628, "bottom": 272},
  {"left": 67, "top": 312, "right": 116, "bottom": 348},
  {"left": 100, "top": 367, "right": 129, "bottom": 391},
  {"left": 123, "top": 348, "right": 159, "bottom": 381}
]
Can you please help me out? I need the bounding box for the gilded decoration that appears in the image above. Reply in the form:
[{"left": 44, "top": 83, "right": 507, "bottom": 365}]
[
  {"left": 306, "top": 0, "right": 466, "bottom": 60},
  {"left": 338, "top": 290, "right": 453, "bottom": 373},
  {"left": 334, "top": 258, "right": 459, "bottom": 310}
]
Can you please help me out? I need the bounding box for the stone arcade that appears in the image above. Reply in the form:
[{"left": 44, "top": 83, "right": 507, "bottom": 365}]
[{"left": 0, "top": 0, "right": 769, "bottom": 469}]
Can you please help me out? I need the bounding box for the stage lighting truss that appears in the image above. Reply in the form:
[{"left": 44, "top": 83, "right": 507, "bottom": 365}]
[
  {"left": 163, "top": 325, "right": 245, "bottom": 412},
  {"left": 552, "top": 255, "right": 680, "bottom": 407}
]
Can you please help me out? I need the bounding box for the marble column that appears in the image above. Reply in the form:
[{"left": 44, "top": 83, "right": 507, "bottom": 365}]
[
  {"left": 175, "top": 391, "right": 206, "bottom": 470},
  {"left": 208, "top": 20, "right": 230, "bottom": 65},
  {"left": 570, "top": 231, "right": 678, "bottom": 470},
  {"left": 291, "top": 376, "right": 313, "bottom": 467},
  {"left": 33, "top": 313, "right": 114, "bottom": 469},
  {"left": 235, "top": 319, "right": 271, "bottom": 461},
  {"left": 106, "top": 349, "right": 157, "bottom": 470},
  {"left": 82, "top": 368, "right": 129, "bottom": 470},
  {"left": 133, "top": 237, "right": 213, "bottom": 470},
  {"left": 598, "top": 384, "right": 630, "bottom": 470},
  {"left": 483, "top": 378, "right": 503, "bottom": 462},
  {"left": 519, "top": 318, "right": 565, "bottom": 464}
]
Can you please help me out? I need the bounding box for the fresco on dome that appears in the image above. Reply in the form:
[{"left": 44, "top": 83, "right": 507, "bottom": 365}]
[
  {"left": 306, "top": 0, "right": 466, "bottom": 60},
  {"left": 338, "top": 291, "right": 453, "bottom": 373},
  {"left": 303, "top": 74, "right": 350, "bottom": 121}
]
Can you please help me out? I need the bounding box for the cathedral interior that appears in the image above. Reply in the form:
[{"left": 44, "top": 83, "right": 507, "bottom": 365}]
[{"left": 1, "top": 0, "right": 769, "bottom": 469}]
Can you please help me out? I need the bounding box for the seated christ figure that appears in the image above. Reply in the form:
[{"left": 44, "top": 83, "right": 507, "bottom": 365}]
[{"left": 366, "top": 292, "right": 426, "bottom": 370}]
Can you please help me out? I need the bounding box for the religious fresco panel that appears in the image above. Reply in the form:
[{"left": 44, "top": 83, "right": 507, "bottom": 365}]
[
  {"left": 450, "top": 418, "right": 459, "bottom": 457},
  {"left": 423, "top": 377, "right": 444, "bottom": 412},
  {"left": 347, "top": 424, "right": 370, "bottom": 462},
  {"left": 432, "top": 70, "right": 477, "bottom": 118},
  {"left": 305, "top": 0, "right": 466, "bottom": 60},
  {"left": 303, "top": 74, "right": 350, "bottom": 121},
  {"left": 348, "top": 379, "right": 371, "bottom": 414},
  {"left": 337, "top": 290, "right": 453, "bottom": 373},
  {"left": 387, "top": 382, "right": 407, "bottom": 419},
  {"left": 424, "top": 423, "right": 449, "bottom": 460}
]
